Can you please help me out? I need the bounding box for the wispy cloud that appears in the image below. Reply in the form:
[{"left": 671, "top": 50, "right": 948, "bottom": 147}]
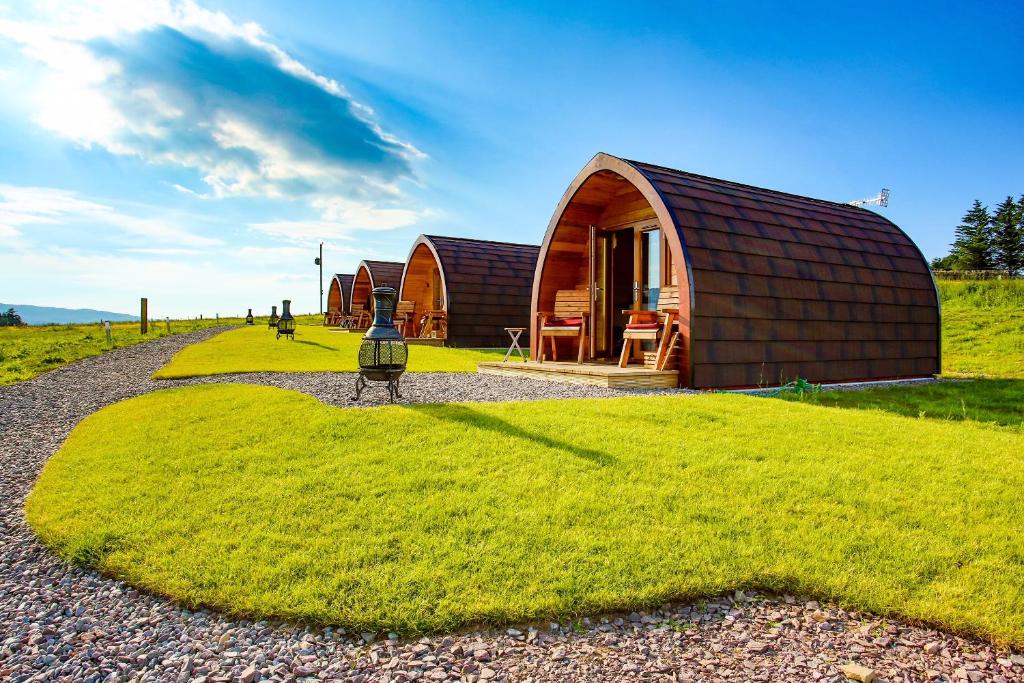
[
  {"left": 0, "top": 183, "right": 221, "bottom": 246},
  {"left": 0, "top": 0, "right": 428, "bottom": 238}
]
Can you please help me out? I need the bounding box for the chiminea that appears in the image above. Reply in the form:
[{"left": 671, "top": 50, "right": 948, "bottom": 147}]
[
  {"left": 245, "top": 308, "right": 254, "bottom": 325},
  {"left": 268, "top": 305, "right": 279, "bottom": 329},
  {"left": 352, "top": 287, "right": 408, "bottom": 403},
  {"left": 276, "top": 299, "right": 295, "bottom": 340}
]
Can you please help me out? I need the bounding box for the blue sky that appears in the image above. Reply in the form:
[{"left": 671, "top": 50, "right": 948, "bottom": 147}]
[{"left": 1, "top": 1, "right": 1022, "bottom": 317}]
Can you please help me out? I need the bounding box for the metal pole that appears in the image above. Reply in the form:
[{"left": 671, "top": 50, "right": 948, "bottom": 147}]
[{"left": 319, "top": 241, "right": 324, "bottom": 315}]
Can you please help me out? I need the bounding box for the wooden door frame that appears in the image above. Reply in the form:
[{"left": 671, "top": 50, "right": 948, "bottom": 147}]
[{"left": 588, "top": 220, "right": 661, "bottom": 359}]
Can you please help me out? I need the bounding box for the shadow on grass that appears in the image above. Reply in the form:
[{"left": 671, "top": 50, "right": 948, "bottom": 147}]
[
  {"left": 407, "top": 403, "right": 616, "bottom": 466},
  {"left": 776, "top": 379, "right": 1024, "bottom": 430},
  {"left": 295, "top": 339, "right": 339, "bottom": 352}
]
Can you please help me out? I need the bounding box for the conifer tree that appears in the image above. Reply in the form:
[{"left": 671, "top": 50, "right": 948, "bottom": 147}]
[
  {"left": 950, "top": 200, "right": 993, "bottom": 270},
  {"left": 991, "top": 195, "right": 1023, "bottom": 277}
]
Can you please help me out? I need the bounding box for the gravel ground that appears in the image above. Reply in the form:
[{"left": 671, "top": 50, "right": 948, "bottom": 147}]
[{"left": 1, "top": 328, "right": 1018, "bottom": 682}]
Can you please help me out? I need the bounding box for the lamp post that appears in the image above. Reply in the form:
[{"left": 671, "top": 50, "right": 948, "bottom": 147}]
[{"left": 314, "top": 242, "right": 323, "bottom": 316}]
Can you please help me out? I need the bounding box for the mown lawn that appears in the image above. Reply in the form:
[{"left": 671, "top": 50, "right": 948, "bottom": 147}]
[
  {"left": 153, "top": 324, "right": 510, "bottom": 378},
  {"left": 27, "top": 384, "right": 1024, "bottom": 644}
]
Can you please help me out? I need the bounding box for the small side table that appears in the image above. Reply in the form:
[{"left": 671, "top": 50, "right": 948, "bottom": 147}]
[{"left": 503, "top": 327, "right": 527, "bottom": 362}]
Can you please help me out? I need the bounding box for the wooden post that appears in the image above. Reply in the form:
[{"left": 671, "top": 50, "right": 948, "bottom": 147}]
[
  {"left": 166, "top": 317, "right": 170, "bottom": 333},
  {"left": 140, "top": 298, "right": 148, "bottom": 334}
]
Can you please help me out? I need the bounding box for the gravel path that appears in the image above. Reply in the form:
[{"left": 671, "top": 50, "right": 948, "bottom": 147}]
[{"left": 1, "top": 329, "right": 1018, "bottom": 682}]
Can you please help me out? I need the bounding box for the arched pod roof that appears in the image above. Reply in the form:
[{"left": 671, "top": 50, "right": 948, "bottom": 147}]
[
  {"left": 327, "top": 273, "right": 354, "bottom": 315},
  {"left": 532, "top": 153, "right": 940, "bottom": 388},
  {"left": 351, "top": 260, "right": 405, "bottom": 313},
  {"left": 401, "top": 235, "right": 540, "bottom": 348}
]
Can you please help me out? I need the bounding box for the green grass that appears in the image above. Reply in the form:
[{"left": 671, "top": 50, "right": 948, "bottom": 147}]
[
  {"left": 938, "top": 279, "right": 1024, "bottom": 379},
  {"left": 153, "top": 324, "right": 510, "bottom": 378},
  {"left": 27, "top": 384, "right": 1024, "bottom": 644},
  {"left": 778, "top": 379, "right": 1024, "bottom": 431},
  {"left": 0, "top": 317, "right": 259, "bottom": 386}
]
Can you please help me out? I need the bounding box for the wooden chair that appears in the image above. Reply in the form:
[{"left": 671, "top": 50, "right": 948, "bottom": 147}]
[
  {"left": 537, "top": 289, "right": 590, "bottom": 364},
  {"left": 418, "top": 310, "right": 448, "bottom": 339},
  {"left": 619, "top": 285, "right": 680, "bottom": 369},
  {"left": 323, "top": 308, "right": 342, "bottom": 327},
  {"left": 395, "top": 300, "right": 417, "bottom": 337}
]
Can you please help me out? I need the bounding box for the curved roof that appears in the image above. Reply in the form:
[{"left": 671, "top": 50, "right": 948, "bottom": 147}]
[
  {"left": 327, "top": 273, "right": 354, "bottom": 314},
  {"left": 533, "top": 153, "right": 940, "bottom": 387},
  {"left": 351, "top": 260, "right": 405, "bottom": 312},
  {"left": 402, "top": 235, "right": 540, "bottom": 347}
]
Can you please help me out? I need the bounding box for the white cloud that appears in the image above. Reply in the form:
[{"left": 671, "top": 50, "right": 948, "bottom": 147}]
[
  {"left": 0, "top": 183, "right": 221, "bottom": 246},
  {"left": 0, "top": 0, "right": 425, "bottom": 215}
]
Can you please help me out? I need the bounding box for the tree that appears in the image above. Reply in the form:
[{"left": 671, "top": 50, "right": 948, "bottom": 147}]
[
  {"left": 991, "top": 195, "right": 1023, "bottom": 277},
  {"left": 929, "top": 254, "right": 958, "bottom": 271},
  {"left": 950, "top": 200, "right": 993, "bottom": 270},
  {"left": 0, "top": 308, "right": 25, "bottom": 327}
]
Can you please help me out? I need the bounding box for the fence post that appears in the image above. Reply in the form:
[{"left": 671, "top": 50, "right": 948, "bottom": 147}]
[
  {"left": 104, "top": 321, "right": 112, "bottom": 345},
  {"left": 140, "top": 298, "right": 148, "bottom": 334}
]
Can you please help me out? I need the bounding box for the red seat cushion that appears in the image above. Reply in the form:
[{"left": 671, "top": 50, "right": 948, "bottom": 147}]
[
  {"left": 545, "top": 317, "right": 583, "bottom": 327},
  {"left": 625, "top": 323, "right": 661, "bottom": 330}
]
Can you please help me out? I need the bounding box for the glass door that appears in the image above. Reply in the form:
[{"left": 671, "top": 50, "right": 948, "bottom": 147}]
[{"left": 639, "top": 228, "right": 661, "bottom": 310}]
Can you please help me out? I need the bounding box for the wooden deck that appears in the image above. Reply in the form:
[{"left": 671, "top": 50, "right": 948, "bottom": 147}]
[
  {"left": 327, "top": 327, "right": 369, "bottom": 334},
  {"left": 477, "top": 360, "right": 678, "bottom": 389}
]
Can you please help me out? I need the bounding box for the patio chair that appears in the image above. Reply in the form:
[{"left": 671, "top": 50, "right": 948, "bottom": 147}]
[
  {"left": 324, "top": 308, "right": 342, "bottom": 327},
  {"left": 537, "top": 288, "right": 590, "bottom": 364},
  {"left": 395, "top": 300, "right": 417, "bottom": 337},
  {"left": 418, "top": 309, "right": 448, "bottom": 339},
  {"left": 619, "top": 285, "right": 679, "bottom": 369}
]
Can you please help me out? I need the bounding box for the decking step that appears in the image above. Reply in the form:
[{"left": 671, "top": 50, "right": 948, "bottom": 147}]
[{"left": 477, "top": 361, "right": 678, "bottom": 389}]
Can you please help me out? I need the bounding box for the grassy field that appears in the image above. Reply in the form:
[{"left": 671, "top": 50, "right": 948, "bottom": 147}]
[
  {"left": 778, "top": 379, "right": 1024, "bottom": 431},
  {"left": 153, "top": 324, "right": 510, "bottom": 378},
  {"left": 0, "top": 315, "right": 323, "bottom": 386},
  {"left": 937, "top": 279, "right": 1024, "bottom": 378},
  {"left": 27, "top": 384, "right": 1024, "bottom": 643}
]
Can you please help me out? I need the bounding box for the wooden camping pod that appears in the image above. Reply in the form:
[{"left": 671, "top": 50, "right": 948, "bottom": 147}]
[
  {"left": 531, "top": 153, "right": 941, "bottom": 389},
  {"left": 400, "top": 235, "right": 540, "bottom": 347},
  {"left": 326, "top": 273, "right": 354, "bottom": 316},
  {"left": 350, "top": 260, "right": 405, "bottom": 323}
]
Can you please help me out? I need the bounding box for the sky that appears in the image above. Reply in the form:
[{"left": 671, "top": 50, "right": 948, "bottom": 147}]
[{"left": 0, "top": 1, "right": 1022, "bottom": 317}]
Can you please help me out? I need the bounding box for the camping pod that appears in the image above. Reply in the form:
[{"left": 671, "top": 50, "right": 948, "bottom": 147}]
[
  {"left": 399, "top": 235, "right": 540, "bottom": 347},
  {"left": 327, "top": 273, "right": 354, "bottom": 316},
  {"left": 530, "top": 153, "right": 940, "bottom": 388},
  {"left": 351, "top": 260, "right": 405, "bottom": 320}
]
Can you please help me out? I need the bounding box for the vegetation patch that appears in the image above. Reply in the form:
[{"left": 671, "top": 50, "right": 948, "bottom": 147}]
[
  {"left": 27, "top": 384, "right": 1024, "bottom": 643},
  {"left": 152, "top": 325, "right": 510, "bottom": 378},
  {"left": 937, "top": 280, "right": 1024, "bottom": 379},
  {"left": 0, "top": 316, "right": 282, "bottom": 386},
  {"left": 778, "top": 379, "right": 1024, "bottom": 431}
]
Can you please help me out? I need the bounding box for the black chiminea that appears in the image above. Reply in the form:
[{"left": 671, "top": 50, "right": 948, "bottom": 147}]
[
  {"left": 352, "top": 287, "right": 408, "bottom": 403},
  {"left": 268, "top": 305, "right": 279, "bottom": 329},
  {"left": 276, "top": 299, "right": 295, "bottom": 340},
  {"left": 245, "top": 308, "right": 254, "bottom": 325}
]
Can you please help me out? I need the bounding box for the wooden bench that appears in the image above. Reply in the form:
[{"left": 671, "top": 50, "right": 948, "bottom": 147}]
[
  {"left": 619, "top": 285, "right": 679, "bottom": 369},
  {"left": 395, "top": 300, "right": 417, "bottom": 337},
  {"left": 538, "top": 289, "right": 590, "bottom": 364}
]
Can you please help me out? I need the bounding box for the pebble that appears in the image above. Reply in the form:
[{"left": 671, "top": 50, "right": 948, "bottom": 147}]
[{"left": 0, "top": 328, "right": 1018, "bottom": 681}]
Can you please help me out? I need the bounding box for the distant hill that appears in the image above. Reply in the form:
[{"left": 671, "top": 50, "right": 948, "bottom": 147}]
[{"left": 0, "top": 303, "right": 138, "bottom": 326}]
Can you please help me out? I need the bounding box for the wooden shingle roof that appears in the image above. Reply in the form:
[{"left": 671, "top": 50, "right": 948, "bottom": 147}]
[{"left": 623, "top": 158, "right": 938, "bottom": 387}]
